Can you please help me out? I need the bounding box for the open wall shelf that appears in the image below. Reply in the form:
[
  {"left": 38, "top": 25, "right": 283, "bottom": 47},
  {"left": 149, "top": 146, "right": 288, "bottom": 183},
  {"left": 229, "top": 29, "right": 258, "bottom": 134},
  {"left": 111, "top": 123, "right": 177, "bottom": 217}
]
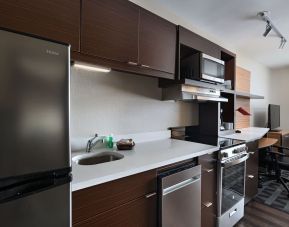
[
  {"left": 220, "top": 66, "right": 265, "bottom": 131},
  {"left": 221, "top": 89, "right": 264, "bottom": 99},
  {"left": 235, "top": 91, "right": 264, "bottom": 99}
]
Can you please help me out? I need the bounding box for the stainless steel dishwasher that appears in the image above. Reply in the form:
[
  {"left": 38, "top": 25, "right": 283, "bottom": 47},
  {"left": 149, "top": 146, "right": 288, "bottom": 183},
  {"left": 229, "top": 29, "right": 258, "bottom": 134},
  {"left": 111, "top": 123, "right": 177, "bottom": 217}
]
[{"left": 158, "top": 163, "right": 201, "bottom": 227}]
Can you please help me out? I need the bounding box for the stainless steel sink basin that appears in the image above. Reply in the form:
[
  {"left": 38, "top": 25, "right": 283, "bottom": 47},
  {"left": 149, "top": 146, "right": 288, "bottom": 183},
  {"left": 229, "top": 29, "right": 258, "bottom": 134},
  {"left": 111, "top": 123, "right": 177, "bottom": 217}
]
[{"left": 73, "top": 151, "right": 124, "bottom": 165}]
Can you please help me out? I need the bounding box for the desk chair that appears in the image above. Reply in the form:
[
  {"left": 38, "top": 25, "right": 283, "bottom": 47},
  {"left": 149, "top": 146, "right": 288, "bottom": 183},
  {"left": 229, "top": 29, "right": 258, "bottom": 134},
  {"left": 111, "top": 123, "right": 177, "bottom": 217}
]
[
  {"left": 263, "top": 145, "right": 289, "bottom": 197},
  {"left": 258, "top": 147, "right": 276, "bottom": 186}
]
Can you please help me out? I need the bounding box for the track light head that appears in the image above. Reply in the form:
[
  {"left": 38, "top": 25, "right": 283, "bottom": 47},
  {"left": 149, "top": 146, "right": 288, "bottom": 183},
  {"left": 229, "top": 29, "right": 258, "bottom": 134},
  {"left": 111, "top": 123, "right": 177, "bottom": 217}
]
[
  {"left": 279, "top": 37, "right": 287, "bottom": 49},
  {"left": 258, "top": 11, "right": 287, "bottom": 49},
  {"left": 263, "top": 23, "right": 272, "bottom": 37}
]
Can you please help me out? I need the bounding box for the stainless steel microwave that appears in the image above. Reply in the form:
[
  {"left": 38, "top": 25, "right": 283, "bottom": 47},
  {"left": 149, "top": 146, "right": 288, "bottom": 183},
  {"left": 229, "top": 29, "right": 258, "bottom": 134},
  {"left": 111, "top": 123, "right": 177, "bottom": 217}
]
[{"left": 180, "top": 52, "right": 225, "bottom": 84}]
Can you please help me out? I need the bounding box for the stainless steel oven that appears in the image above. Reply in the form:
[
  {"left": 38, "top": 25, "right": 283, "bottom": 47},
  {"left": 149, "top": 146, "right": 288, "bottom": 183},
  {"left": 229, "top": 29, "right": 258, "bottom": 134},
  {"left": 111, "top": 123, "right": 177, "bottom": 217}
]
[
  {"left": 180, "top": 52, "right": 225, "bottom": 84},
  {"left": 217, "top": 143, "right": 249, "bottom": 227}
]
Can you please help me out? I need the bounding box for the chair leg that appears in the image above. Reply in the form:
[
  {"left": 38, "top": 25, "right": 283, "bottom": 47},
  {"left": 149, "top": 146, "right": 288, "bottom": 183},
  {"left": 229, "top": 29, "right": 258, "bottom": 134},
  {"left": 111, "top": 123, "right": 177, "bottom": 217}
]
[
  {"left": 280, "top": 177, "right": 289, "bottom": 197},
  {"left": 283, "top": 177, "right": 289, "bottom": 182},
  {"left": 276, "top": 166, "right": 282, "bottom": 183}
]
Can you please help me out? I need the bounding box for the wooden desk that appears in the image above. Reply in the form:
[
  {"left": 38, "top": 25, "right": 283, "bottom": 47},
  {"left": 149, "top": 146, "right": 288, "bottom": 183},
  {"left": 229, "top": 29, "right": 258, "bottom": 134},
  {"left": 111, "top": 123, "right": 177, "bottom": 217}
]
[
  {"left": 267, "top": 130, "right": 289, "bottom": 148},
  {"left": 258, "top": 138, "right": 278, "bottom": 149}
]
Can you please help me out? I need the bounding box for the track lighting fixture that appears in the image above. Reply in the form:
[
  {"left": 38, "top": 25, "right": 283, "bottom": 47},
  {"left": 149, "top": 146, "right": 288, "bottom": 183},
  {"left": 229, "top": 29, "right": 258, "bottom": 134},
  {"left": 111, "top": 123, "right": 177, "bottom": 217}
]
[{"left": 258, "top": 11, "right": 287, "bottom": 49}]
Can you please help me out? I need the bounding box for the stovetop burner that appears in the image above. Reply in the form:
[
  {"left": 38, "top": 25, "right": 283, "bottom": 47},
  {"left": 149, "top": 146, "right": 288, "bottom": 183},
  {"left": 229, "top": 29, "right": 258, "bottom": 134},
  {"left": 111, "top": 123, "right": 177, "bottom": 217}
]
[
  {"left": 184, "top": 135, "right": 244, "bottom": 149},
  {"left": 170, "top": 126, "right": 244, "bottom": 150}
]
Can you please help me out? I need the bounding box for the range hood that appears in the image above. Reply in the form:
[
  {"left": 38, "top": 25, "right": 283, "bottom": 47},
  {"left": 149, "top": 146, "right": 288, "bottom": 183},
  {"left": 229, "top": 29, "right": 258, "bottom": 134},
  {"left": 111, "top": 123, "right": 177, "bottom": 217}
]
[{"left": 162, "top": 84, "right": 228, "bottom": 102}]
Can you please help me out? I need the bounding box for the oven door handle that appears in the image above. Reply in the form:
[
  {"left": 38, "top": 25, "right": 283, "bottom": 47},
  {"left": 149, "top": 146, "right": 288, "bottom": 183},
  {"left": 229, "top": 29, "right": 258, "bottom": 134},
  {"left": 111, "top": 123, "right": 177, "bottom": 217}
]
[{"left": 221, "top": 153, "right": 249, "bottom": 168}]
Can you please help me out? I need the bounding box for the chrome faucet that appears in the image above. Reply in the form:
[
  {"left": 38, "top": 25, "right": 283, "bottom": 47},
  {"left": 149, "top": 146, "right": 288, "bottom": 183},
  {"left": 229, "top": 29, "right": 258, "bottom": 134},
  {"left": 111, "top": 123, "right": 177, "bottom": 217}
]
[{"left": 86, "top": 133, "right": 104, "bottom": 153}]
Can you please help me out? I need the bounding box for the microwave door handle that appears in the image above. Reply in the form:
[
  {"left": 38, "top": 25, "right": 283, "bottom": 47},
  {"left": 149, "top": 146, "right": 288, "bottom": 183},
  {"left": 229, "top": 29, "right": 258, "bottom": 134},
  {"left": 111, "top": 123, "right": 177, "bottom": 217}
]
[{"left": 202, "top": 54, "right": 225, "bottom": 65}]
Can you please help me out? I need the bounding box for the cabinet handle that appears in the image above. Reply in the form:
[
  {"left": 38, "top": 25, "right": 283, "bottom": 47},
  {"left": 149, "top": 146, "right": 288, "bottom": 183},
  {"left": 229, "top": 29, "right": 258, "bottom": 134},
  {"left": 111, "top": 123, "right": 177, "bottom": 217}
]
[
  {"left": 248, "top": 175, "right": 254, "bottom": 179},
  {"left": 141, "top": 64, "right": 150, "bottom": 68},
  {"left": 203, "top": 168, "right": 214, "bottom": 173},
  {"left": 145, "top": 192, "right": 156, "bottom": 199},
  {"left": 127, "top": 61, "right": 138, "bottom": 66},
  {"left": 202, "top": 202, "right": 213, "bottom": 208}
]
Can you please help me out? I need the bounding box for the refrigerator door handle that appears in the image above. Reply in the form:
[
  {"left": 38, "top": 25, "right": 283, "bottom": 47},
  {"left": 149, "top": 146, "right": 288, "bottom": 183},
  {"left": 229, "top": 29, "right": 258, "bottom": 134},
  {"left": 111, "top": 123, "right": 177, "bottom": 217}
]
[{"left": 0, "top": 174, "right": 71, "bottom": 204}]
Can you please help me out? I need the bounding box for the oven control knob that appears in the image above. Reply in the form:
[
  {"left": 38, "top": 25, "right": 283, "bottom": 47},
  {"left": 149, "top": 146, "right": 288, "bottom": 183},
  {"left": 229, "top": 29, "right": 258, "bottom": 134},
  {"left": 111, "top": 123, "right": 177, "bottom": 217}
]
[
  {"left": 222, "top": 152, "right": 228, "bottom": 158},
  {"left": 233, "top": 149, "right": 240, "bottom": 154}
]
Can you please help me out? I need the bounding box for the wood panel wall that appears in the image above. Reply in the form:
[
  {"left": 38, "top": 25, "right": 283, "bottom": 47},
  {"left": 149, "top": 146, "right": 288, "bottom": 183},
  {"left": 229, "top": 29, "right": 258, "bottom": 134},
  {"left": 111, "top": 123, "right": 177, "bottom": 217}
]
[
  {"left": 236, "top": 66, "right": 251, "bottom": 93},
  {"left": 235, "top": 97, "right": 250, "bottom": 129},
  {"left": 235, "top": 66, "right": 251, "bottom": 129}
]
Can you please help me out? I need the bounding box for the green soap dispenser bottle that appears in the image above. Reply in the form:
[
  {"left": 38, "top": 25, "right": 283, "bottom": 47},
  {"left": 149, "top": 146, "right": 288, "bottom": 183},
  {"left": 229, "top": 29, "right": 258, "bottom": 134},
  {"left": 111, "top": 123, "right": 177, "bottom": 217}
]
[{"left": 107, "top": 134, "right": 114, "bottom": 149}]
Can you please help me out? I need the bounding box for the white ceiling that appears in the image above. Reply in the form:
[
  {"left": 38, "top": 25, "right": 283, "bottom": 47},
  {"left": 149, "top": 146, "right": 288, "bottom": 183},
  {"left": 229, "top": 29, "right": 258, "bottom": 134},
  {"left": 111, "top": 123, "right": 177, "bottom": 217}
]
[{"left": 154, "top": 0, "right": 289, "bottom": 68}]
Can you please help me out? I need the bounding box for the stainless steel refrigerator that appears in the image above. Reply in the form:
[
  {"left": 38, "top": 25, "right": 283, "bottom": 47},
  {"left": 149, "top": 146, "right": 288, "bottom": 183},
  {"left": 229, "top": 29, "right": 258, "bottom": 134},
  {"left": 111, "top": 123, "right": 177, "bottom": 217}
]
[{"left": 0, "top": 28, "right": 71, "bottom": 227}]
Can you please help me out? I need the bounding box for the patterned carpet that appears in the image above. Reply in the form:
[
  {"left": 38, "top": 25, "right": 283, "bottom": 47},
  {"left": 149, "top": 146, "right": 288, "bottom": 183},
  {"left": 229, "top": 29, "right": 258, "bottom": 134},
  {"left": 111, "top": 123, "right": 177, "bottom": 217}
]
[{"left": 255, "top": 171, "right": 289, "bottom": 214}]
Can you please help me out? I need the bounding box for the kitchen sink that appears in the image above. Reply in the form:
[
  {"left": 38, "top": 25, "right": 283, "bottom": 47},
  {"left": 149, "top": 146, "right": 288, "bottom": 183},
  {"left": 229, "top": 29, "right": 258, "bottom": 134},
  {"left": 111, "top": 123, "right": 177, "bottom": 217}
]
[{"left": 73, "top": 151, "right": 124, "bottom": 165}]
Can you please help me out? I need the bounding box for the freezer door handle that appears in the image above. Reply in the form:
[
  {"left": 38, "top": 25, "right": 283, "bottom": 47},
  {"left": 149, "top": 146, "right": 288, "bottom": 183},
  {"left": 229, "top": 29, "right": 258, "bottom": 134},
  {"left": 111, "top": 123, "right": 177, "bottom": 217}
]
[{"left": 0, "top": 174, "right": 71, "bottom": 204}]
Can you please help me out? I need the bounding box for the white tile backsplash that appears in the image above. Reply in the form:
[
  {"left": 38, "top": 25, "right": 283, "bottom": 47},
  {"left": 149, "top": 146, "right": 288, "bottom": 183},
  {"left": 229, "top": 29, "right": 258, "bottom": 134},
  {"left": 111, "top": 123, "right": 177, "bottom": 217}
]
[{"left": 70, "top": 67, "right": 198, "bottom": 139}]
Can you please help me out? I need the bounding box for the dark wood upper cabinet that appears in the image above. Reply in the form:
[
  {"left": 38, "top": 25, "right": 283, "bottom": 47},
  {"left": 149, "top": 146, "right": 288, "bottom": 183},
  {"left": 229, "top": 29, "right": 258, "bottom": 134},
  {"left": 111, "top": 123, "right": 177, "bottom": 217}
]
[
  {"left": 179, "top": 26, "right": 220, "bottom": 59},
  {"left": 139, "top": 9, "right": 176, "bottom": 74},
  {"left": 80, "top": 0, "right": 176, "bottom": 79},
  {"left": 81, "top": 0, "right": 139, "bottom": 64},
  {"left": 0, "top": 0, "right": 80, "bottom": 51}
]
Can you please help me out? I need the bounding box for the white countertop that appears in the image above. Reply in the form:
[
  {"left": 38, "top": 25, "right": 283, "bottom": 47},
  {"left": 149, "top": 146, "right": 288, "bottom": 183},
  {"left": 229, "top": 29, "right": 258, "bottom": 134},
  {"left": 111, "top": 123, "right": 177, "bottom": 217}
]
[
  {"left": 221, "top": 127, "right": 269, "bottom": 142},
  {"left": 72, "top": 138, "right": 219, "bottom": 191}
]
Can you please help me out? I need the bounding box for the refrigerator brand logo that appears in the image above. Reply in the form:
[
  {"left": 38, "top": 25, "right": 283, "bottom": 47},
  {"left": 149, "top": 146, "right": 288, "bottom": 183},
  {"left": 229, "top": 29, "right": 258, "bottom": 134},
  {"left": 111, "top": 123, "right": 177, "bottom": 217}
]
[{"left": 46, "top": 49, "right": 59, "bottom": 56}]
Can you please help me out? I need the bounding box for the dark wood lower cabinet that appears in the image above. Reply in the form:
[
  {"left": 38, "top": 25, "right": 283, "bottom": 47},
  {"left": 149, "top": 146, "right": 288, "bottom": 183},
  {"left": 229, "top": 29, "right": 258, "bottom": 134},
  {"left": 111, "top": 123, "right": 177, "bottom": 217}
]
[
  {"left": 73, "top": 156, "right": 221, "bottom": 227},
  {"left": 72, "top": 170, "right": 157, "bottom": 226},
  {"left": 202, "top": 205, "right": 216, "bottom": 227},
  {"left": 74, "top": 194, "right": 156, "bottom": 227},
  {"left": 245, "top": 140, "right": 259, "bottom": 204},
  {"left": 198, "top": 152, "right": 217, "bottom": 227}
]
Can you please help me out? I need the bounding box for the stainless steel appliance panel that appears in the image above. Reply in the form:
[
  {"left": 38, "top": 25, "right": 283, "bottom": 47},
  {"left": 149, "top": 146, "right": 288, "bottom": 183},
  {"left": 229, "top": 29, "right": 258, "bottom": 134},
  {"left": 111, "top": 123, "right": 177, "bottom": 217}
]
[
  {"left": 201, "top": 53, "right": 225, "bottom": 84},
  {"left": 0, "top": 183, "right": 70, "bottom": 227},
  {"left": 0, "top": 29, "right": 70, "bottom": 178},
  {"left": 180, "top": 52, "right": 225, "bottom": 84},
  {"left": 217, "top": 199, "right": 244, "bottom": 227},
  {"left": 220, "top": 161, "right": 245, "bottom": 215},
  {"left": 217, "top": 144, "right": 248, "bottom": 227},
  {"left": 159, "top": 164, "right": 201, "bottom": 227}
]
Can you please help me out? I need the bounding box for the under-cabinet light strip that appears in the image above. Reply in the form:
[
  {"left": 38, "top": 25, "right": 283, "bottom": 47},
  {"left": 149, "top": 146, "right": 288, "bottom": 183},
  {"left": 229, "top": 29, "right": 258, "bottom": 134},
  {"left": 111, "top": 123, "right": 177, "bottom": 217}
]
[{"left": 73, "top": 62, "right": 111, "bottom": 73}]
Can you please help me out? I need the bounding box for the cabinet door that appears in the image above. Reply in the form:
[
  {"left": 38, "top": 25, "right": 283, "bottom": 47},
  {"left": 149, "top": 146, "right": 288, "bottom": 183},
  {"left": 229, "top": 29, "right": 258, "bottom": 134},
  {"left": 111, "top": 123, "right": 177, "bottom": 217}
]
[
  {"left": 179, "top": 26, "right": 221, "bottom": 59},
  {"left": 73, "top": 170, "right": 156, "bottom": 224},
  {"left": 139, "top": 9, "right": 176, "bottom": 75},
  {"left": 74, "top": 193, "right": 157, "bottom": 227},
  {"left": 199, "top": 152, "right": 217, "bottom": 227},
  {"left": 245, "top": 140, "right": 259, "bottom": 203},
  {"left": 0, "top": 0, "right": 80, "bottom": 51},
  {"left": 201, "top": 170, "right": 217, "bottom": 211},
  {"left": 81, "top": 0, "right": 139, "bottom": 64},
  {"left": 202, "top": 205, "right": 216, "bottom": 227}
]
